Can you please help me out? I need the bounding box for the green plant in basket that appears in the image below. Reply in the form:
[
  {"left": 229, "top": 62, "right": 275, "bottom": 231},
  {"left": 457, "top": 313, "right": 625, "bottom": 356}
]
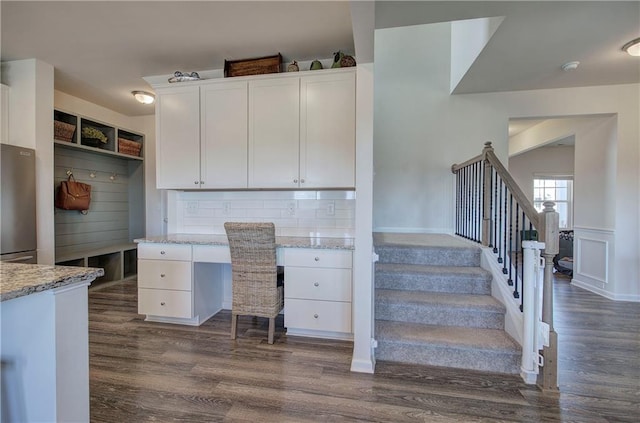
[{"left": 82, "top": 126, "right": 108, "bottom": 144}]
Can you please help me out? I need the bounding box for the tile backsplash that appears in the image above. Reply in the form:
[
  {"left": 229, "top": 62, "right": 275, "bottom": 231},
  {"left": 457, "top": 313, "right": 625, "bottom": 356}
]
[{"left": 170, "top": 190, "right": 355, "bottom": 237}]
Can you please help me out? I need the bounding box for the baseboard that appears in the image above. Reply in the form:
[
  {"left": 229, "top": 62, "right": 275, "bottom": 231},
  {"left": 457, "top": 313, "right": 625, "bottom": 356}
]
[
  {"left": 571, "top": 279, "right": 640, "bottom": 302},
  {"left": 373, "top": 227, "right": 454, "bottom": 234}
]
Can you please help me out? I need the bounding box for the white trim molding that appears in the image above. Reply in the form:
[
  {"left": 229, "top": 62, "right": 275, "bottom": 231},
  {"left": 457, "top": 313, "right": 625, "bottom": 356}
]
[{"left": 571, "top": 226, "right": 615, "bottom": 298}]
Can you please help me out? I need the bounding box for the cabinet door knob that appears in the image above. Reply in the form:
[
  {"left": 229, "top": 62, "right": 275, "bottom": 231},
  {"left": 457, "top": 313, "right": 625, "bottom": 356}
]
[
  {"left": 313, "top": 314, "right": 319, "bottom": 319},
  {"left": 293, "top": 179, "right": 298, "bottom": 183},
  {"left": 160, "top": 251, "right": 166, "bottom": 255},
  {"left": 160, "top": 302, "right": 166, "bottom": 306},
  {"left": 194, "top": 181, "right": 199, "bottom": 185},
  {"left": 200, "top": 181, "right": 204, "bottom": 185},
  {"left": 300, "top": 179, "right": 305, "bottom": 183},
  {"left": 314, "top": 282, "right": 319, "bottom": 287},
  {"left": 160, "top": 274, "right": 165, "bottom": 278},
  {"left": 314, "top": 257, "right": 320, "bottom": 261}
]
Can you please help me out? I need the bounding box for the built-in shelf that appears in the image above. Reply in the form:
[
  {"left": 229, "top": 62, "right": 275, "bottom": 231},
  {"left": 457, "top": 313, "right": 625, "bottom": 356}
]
[{"left": 54, "top": 109, "right": 144, "bottom": 160}]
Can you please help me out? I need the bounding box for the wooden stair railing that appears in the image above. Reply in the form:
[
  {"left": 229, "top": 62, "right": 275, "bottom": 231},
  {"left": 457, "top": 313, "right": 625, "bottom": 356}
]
[{"left": 451, "top": 141, "right": 560, "bottom": 391}]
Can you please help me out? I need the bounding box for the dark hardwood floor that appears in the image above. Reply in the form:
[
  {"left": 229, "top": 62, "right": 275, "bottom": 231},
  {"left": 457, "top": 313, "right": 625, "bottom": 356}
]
[{"left": 88, "top": 275, "right": 639, "bottom": 422}]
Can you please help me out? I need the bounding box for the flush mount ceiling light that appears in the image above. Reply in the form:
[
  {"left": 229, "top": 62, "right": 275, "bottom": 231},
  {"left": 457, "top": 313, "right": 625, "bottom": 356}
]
[
  {"left": 622, "top": 37, "right": 640, "bottom": 56},
  {"left": 561, "top": 61, "right": 580, "bottom": 71},
  {"left": 132, "top": 91, "right": 155, "bottom": 104}
]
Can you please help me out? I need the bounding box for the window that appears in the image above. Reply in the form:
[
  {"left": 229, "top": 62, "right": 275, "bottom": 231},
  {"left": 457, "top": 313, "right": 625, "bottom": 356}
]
[{"left": 533, "top": 177, "right": 573, "bottom": 229}]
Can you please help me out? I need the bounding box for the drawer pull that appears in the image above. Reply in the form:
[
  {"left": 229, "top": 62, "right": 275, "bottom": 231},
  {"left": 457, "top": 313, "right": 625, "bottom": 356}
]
[
  {"left": 160, "top": 274, "right": 166, "bottom": 278},
  {"left": 314, "top": 282, "right": 319, "bottom": 287},
  {"left": 314, "top": 257, "right": 320, "bottom": 261},
  {"left": 160, "top": 251, "right": 166, "bottom": 255},
  {"left": 160, "top": 302, "right": 166, "bottom": 306},
  {"left": 314, "top": 314, "right": 319, "bottom": 319}
]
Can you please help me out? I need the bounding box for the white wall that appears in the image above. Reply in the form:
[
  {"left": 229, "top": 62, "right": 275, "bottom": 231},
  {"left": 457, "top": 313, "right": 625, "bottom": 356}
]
[
  {"left": 509, "top": 145, "right": 575, "bottom": 204},
  {"left": 2, "top": 59, "right": 55, "bottom": 264},
  {"left": 374, "top": 23, "right": 508, "bottom": 234},
  {"left": 373, "top": 23, "right": 639, "bottom": 300}
]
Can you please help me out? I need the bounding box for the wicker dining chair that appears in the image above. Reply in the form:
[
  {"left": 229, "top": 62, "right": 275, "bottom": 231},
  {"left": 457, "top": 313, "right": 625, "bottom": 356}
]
[{"left": 224, "top": 222, "right": 284, "bottom": 344}]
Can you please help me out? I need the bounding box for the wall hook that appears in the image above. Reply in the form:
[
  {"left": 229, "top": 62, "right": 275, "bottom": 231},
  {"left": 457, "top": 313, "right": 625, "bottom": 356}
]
[
  {"left": 89, "top": 171, "right": 96, "bottom": 178},
  {"left": 110, "top": 173, "right": 117, "bottom": 181},
  {"left": 66, "top": 169, "right": 73, "bottom": 176}
]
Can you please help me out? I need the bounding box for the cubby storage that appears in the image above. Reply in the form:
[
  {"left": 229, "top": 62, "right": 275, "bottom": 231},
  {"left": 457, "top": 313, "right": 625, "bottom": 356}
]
[
  {"left": 53, "top": 110, "right": 145, "bottom": 285},
  {"left": 53, "top": 109, "right": 144, "bottom": 160},
  {"left": 56, "top": 243, "right": 139, "bottom": 288}
]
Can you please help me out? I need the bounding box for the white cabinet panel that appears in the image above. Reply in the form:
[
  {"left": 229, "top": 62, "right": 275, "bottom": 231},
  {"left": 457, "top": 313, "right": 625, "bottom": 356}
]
[
  {"left": 201, "top": 82, "right": 248, "bottom": 188},
  {"left": 192, "top": 245, "right": 231, "bottom": 263},
  {"left": 300, "top": 72, "right": 356, "bottom": 188},
  {"left": 155, "top": 86, "right": 200, "bottom": 189},
  {"left": 285, "top": 267, "right": 352, "bottom": 302},
  {"left": 285, "top": 299, "right": 352, "bottom": 333},
  {"left": 284, "top": 248, "right": 353, "bottom": 268},
  {"left": 248, "top": 78, "right": 300, "bottom": 188},
  {"left": 138, "top": 259, "right": 192, "bottom": 291},
  {"left": 138, "top": 288, "right": 192, "bottom": 318},
  {"left": 138, "top": 243, "right": 192, "bottom": 261}
]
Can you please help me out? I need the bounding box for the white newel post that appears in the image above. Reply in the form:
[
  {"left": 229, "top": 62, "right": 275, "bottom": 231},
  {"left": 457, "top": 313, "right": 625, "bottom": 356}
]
[{"left": 520, "top": 240, "right": 546, "bottom": 383}]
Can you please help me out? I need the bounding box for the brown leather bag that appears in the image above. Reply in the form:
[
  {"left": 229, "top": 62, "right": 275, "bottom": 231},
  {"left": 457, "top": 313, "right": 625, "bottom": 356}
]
[{"left": 55, "top": 174, "right": 91, "bottom": 211}]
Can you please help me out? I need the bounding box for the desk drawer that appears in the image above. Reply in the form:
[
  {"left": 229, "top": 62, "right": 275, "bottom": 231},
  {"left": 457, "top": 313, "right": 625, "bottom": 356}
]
[
  {"left": 284, "top": 249, "right": 352, "bottom": 269},
  {"left": 138, "top": 288, "right": 192, "bottom": 318},
  {"left": 192, "top": 245, "right": 231, "bottom": 263},
  {"left": 285, "top": 299, "right": 351, "bottom": 333},
  {"left": 285, "top": 267, "right": 351, "bottom": 301},
  {"left": 138, "top": 260, "right": 192, "bottom": 291},
  {"left": 138, "top": 243, "right": 192, "bottom": 261}
]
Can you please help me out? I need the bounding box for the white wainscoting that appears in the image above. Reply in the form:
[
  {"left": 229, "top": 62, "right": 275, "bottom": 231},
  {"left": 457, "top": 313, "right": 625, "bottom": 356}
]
[{"left": 571, "top": 226, "right": 615, "bottom": 298}]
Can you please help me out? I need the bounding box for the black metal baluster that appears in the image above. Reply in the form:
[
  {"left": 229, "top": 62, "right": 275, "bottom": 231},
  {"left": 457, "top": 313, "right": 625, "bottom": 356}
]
[
  {"left": 520, "top": 209, "right": 525, "bottom": 312},
  {"left": 467, "top": 165, "right": 472, "bottom": 239},
  {"left": 497, "top": 176, "right": 503, "bottom": 263},
  {"left": 502, "top": 184, "right": 508, "bottom": 275},
  {"left": 508, "top": 194, "right": 513, "bottom": 286},
  {"left": 493, "top": 169, "right": 498, "bottom": 253}
]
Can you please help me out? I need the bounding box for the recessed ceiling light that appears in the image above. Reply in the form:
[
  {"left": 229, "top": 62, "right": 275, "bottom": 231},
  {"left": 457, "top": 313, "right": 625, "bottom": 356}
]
[
  {"left": 132, "top": 91, "right": 155, "bottom": 104},
  {"left": 561, "top": 61, "right": 580, "bottom": 71},
  {"left": 622, "top": 37, "right": 640, "bottom": 56}
]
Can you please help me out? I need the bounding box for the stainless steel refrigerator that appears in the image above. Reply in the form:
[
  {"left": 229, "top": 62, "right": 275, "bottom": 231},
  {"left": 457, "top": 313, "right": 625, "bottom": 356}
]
[{"left": 1, "top": 143, "right": 37, "bottom": 263}]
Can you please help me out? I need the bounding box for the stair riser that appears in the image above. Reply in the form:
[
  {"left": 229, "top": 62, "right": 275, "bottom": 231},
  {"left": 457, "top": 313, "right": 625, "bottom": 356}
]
[
  {"left": 375, "top": 272, "right": 491, "bottom": 295},
  {"left": 376, "top": 341, "right": 520, "bottom": 374},
  {"left": 376, "top": 247, "right": 480, "bottom": 267},
  {"left": 375, "top": 303, "right": 505, "bottom": 329}
]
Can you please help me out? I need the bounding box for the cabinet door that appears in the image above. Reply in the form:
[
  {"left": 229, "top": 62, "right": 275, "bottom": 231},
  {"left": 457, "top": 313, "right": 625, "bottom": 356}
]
[
  {"left": 155, "top": 85, "right": 200, "bottom": 189},
  {"left": 300, "top": 71, "right": 356, "bottom": 188},
  {"left": 248, "top": 78, "right": 300, "bottom": 188},
  {"left": 201, "top": 82, "right": 248, "bottom": 188},
  {"left": 1, "top": 84, "right": 8, "bottom": 144}
]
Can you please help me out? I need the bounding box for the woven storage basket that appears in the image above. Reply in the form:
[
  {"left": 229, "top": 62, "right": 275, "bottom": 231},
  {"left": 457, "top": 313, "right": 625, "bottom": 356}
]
[
  {"left": 54, "top": 121, "right": 76, "bottom": 142},
  {"left": 118, "top": 138, "right": 142, "bottom": 157}
]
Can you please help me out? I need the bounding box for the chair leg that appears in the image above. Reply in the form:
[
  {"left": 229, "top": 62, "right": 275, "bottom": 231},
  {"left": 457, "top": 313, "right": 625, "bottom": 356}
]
[
  {"left": 268, "top": 317, "right": 275, "bottom": 344},
  {"left": 231, "top": 314, "right": 237, "bottom": 340}
]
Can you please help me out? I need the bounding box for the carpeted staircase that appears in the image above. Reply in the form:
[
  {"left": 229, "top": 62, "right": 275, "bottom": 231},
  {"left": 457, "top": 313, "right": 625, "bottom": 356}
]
[{"left": 374, "top": 233, "right": 521, "bottom": 374}]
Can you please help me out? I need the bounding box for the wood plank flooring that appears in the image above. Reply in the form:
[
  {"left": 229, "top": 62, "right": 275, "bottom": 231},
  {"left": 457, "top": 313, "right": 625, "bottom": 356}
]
[{"left": 88, "top": 275, "right": 639, "bottom": 422}]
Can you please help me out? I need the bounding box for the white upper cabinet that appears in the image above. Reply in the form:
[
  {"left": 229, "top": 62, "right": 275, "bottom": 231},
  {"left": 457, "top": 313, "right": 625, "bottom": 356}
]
[
  {"left": 201, "top": 82, "right": 248, "bottom": 188},
  {"left": 248, "top": 78, "right": 300, "bottom": 189},
  {"left": 152, "top": 68, "right": 356, "bottom": 190},
  {"left": 300, "top": 72, "right": 356, "bottom": 188},
  {"left": 155, "top": 85, "right": 200, "bottom": 189}
]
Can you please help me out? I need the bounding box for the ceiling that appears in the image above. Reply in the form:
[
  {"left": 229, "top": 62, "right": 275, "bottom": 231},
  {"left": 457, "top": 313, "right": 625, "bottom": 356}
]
[{"left": 1, "top": 1, "right": 639, "bottom": 117}]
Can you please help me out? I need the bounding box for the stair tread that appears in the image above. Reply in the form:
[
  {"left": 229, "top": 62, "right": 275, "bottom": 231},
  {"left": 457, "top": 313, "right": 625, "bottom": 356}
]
[
  {"left": 376, "top": 289, "right": 505, "bottom": 312},
  {"left": 376, "top": 263, "right": 491, "bottom": 278},
  {"left": 376, "top": 320, "right": 520, "bottom": 352}
]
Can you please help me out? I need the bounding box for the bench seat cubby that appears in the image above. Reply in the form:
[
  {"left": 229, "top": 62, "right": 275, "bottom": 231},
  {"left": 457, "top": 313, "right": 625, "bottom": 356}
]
[{"left": 56, "top": 243, "right": 138, "bottom": 287}]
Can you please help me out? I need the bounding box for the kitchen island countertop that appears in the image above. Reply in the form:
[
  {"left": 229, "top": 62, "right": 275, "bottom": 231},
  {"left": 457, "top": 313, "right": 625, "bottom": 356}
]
[
  {"left": 135, "top": 233, "right": 355, "bottom": 250},
  {"left": 0, "top": 262, "right": 104, "bottom": 302}
]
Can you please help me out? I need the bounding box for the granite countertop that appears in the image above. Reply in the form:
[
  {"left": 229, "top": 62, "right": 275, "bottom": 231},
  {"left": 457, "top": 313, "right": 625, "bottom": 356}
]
[
  {"left": 0, "top": 262, "right": 104, "bottom": 302},
  {"left": 135, "top": 233, "right": 355, "bottom": 250}
]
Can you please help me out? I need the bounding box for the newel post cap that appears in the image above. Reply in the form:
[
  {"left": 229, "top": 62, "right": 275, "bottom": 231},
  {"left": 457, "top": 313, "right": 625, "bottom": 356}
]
[{"left": 542, "top": 201, "right": 556, "bottom": 212}]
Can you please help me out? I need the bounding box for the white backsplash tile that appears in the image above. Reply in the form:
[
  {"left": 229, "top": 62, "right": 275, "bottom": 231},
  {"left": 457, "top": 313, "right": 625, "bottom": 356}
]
[{"left": 173, "top": 190, "right": 355, "bottom": 236}]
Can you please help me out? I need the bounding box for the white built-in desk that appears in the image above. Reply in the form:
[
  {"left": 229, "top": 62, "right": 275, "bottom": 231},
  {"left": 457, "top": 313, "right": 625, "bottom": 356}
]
[{"left": 134, "top": 234, "right": 355, "bottom": 340}]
